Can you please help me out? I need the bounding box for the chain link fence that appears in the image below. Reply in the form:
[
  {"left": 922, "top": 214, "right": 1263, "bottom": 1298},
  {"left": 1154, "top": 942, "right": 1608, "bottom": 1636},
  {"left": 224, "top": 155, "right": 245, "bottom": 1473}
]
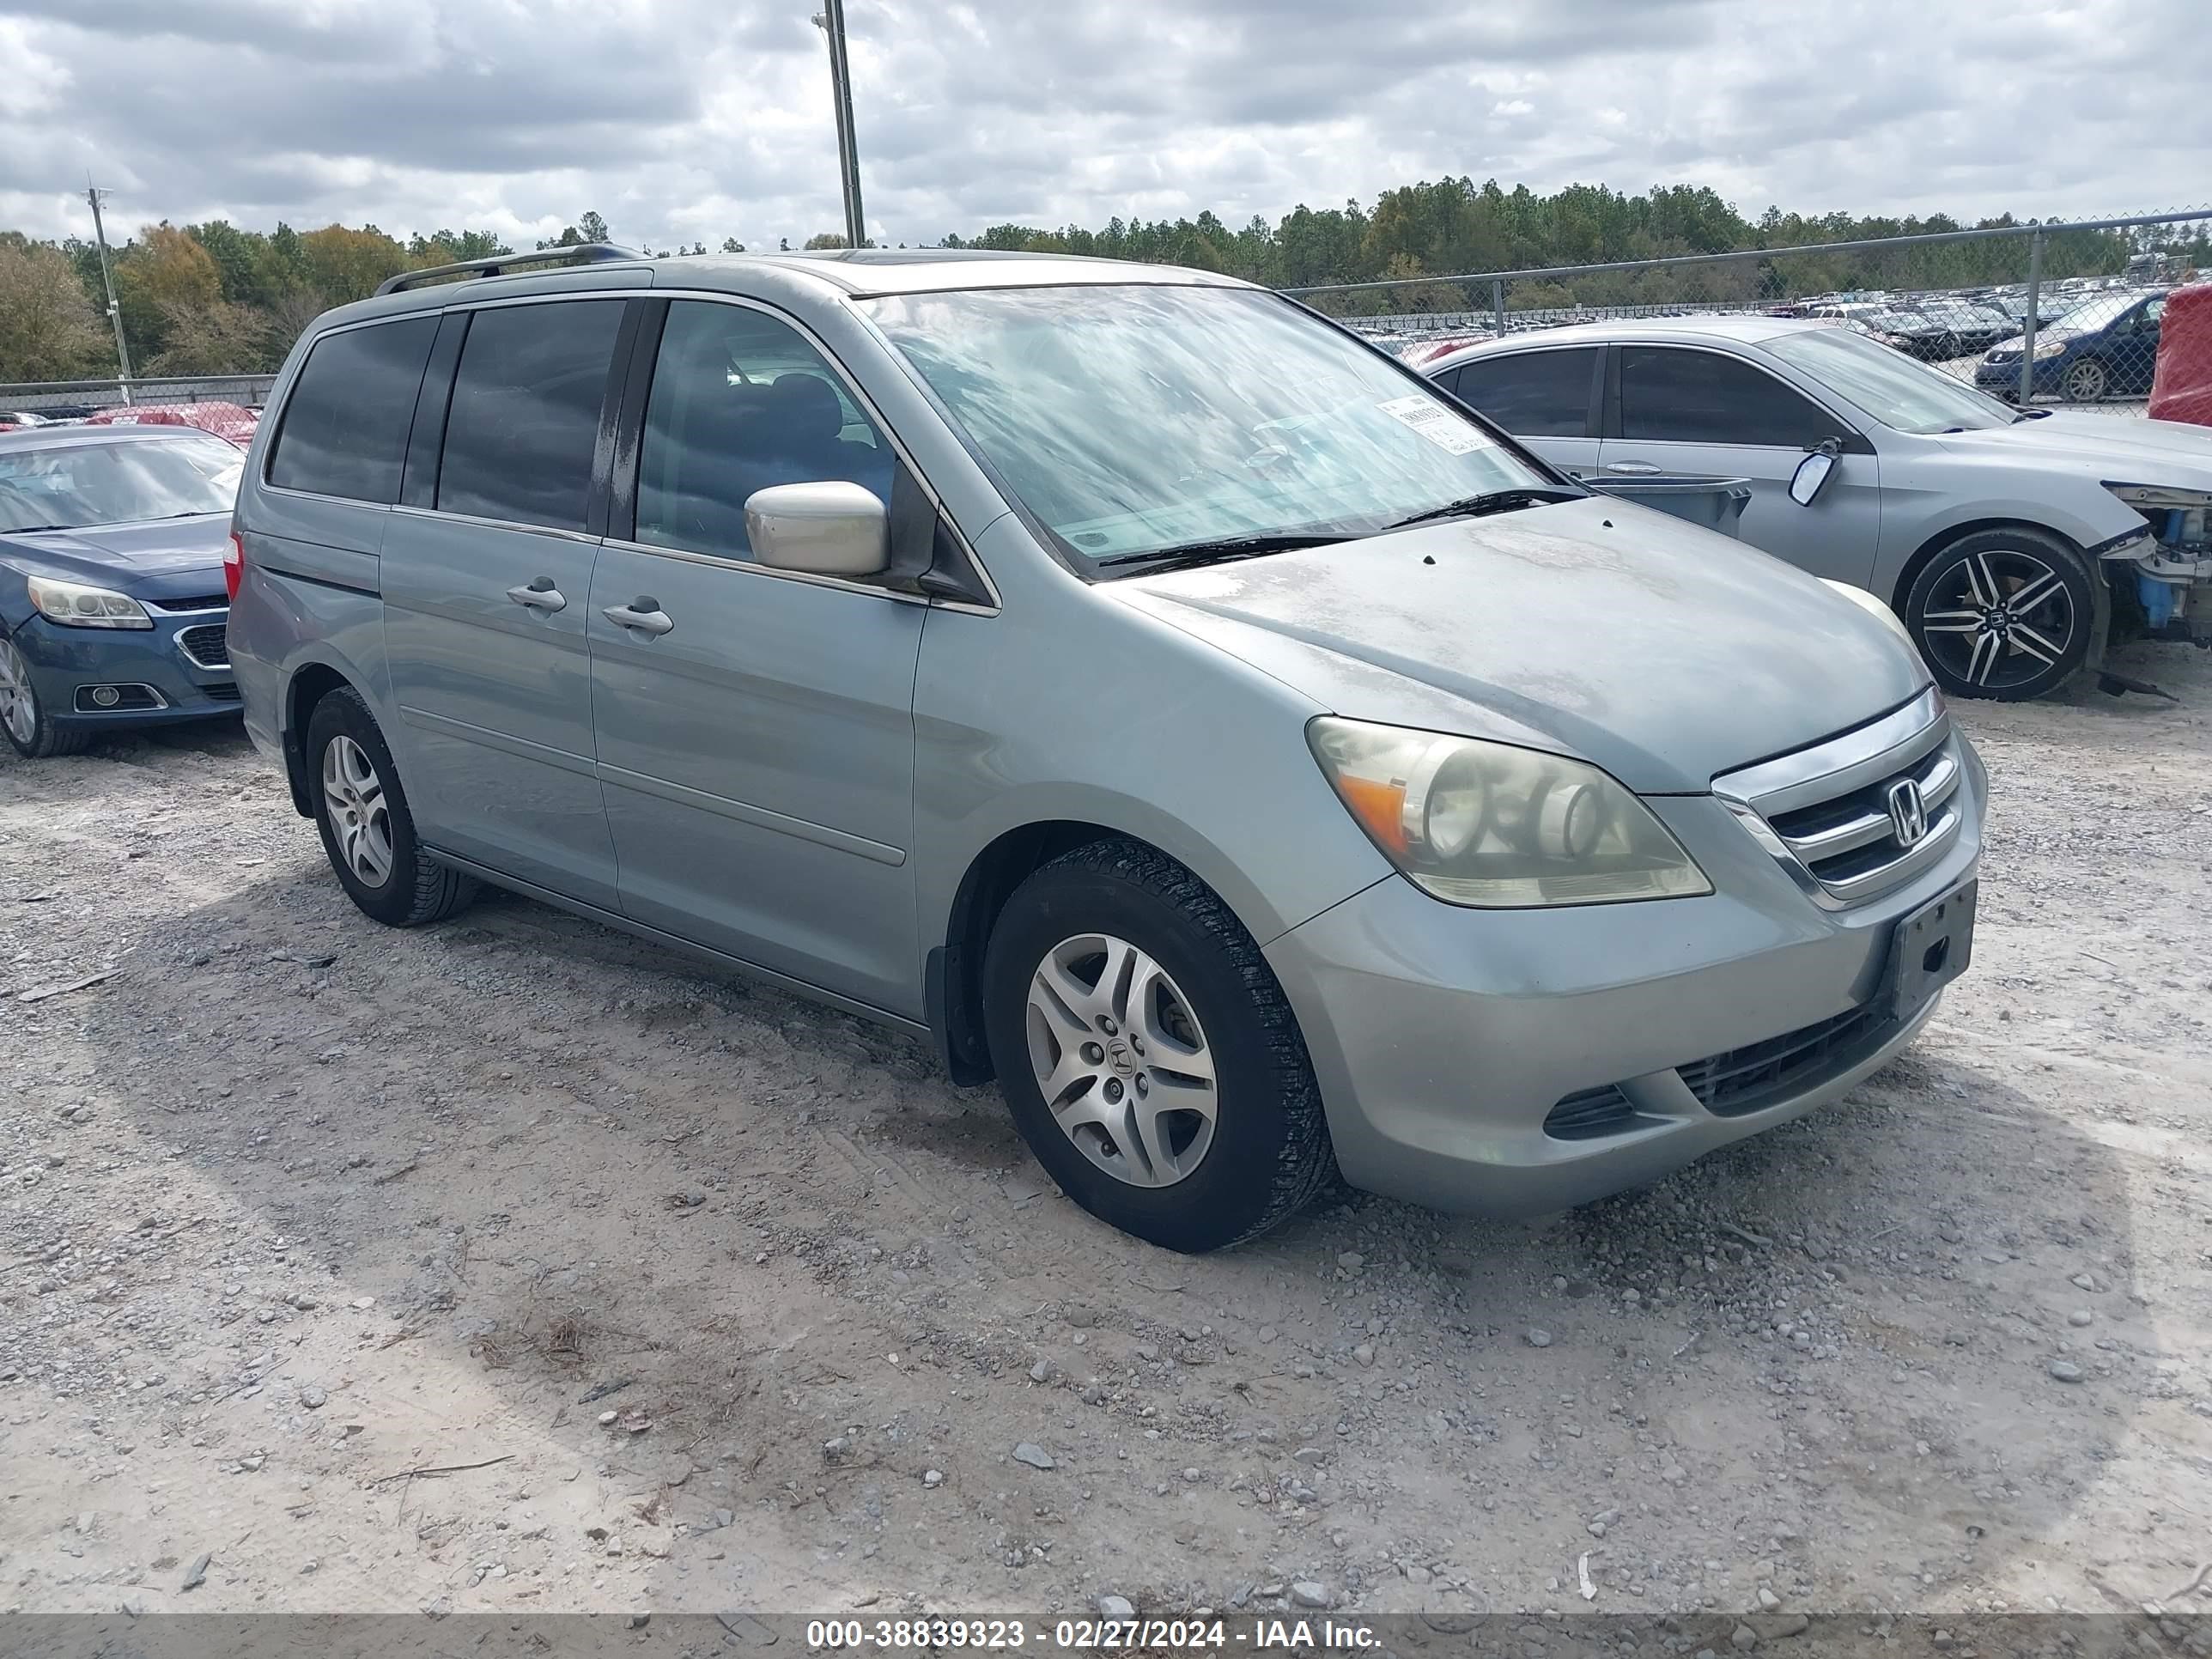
[
  {"left": 7, "top": 216, "right": 2209, "bottom": 426},
  {"left": 1300, "top": 210, "right": 2212, "bottom": 416},
  {"left": 0, "top": 374, "right": 278, "bottom": 446}
]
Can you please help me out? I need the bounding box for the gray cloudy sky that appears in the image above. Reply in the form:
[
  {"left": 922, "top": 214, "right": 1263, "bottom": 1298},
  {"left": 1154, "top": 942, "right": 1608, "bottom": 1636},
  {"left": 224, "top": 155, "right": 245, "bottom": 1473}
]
[{"left": 0, "top": 0, "right": 2201, "bottom": 253}]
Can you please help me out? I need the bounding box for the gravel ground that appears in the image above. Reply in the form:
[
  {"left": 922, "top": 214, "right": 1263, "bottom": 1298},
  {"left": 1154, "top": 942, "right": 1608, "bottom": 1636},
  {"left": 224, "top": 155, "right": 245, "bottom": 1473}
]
[{"left": 3, "top": 640, "right": 2209, "bottom": 1632}]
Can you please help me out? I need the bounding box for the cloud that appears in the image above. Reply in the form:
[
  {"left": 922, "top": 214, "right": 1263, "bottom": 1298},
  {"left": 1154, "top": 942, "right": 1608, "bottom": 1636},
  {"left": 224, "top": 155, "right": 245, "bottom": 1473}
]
[{"left": 0, "top": 0, "right": 2199, "bottom": 259}]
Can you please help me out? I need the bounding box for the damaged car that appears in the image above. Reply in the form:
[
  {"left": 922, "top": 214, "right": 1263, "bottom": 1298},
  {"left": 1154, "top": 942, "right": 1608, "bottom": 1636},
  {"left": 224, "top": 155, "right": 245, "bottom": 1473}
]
[{"left": 1428, "top": 316, "right": 2212, "bottom": 699}]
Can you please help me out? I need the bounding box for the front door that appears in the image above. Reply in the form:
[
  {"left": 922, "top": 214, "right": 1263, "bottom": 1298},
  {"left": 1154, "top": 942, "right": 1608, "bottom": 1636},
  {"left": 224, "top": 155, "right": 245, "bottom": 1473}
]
[
  {"left": 588, "top": 297, "right": 924, "bottom": 1016},
  {"left": 1598, "top": 343, "right": 1883, "bottom": 588},
  {"left": 378, "top": 296, "right": 630, "bottom": 908}
]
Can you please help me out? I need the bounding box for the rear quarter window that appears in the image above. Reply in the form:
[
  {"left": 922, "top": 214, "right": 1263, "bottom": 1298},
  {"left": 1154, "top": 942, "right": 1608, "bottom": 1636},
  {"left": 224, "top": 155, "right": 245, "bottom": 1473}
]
[{"left": 266, "top": 316, "right": 439, "bottom": 503}]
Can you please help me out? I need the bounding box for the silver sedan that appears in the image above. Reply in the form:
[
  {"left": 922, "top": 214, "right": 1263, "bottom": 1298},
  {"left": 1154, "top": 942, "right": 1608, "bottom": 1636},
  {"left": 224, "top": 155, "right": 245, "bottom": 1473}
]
[{"left": 1425, "top": 317, "right": 2212, "bottom": 700}]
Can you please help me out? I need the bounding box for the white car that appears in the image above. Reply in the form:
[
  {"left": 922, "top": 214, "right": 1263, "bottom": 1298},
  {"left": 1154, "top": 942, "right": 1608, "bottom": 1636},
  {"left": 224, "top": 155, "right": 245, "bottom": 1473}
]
[{"left": 1425, "top": 316, "right": 2212, "bottom": 699}]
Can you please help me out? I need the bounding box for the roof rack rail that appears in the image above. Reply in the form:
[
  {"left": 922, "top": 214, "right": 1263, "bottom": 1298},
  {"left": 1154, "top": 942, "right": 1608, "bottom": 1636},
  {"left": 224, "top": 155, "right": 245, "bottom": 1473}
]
[{"left": 374, "top": 243, "right": 647, "bottom": 297}]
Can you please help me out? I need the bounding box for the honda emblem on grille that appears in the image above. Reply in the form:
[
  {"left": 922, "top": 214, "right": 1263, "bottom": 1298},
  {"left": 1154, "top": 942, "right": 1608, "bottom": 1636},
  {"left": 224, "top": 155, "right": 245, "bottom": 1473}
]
[{"left": 1887, "top": 778, "right": 1928, "bottom": 848}]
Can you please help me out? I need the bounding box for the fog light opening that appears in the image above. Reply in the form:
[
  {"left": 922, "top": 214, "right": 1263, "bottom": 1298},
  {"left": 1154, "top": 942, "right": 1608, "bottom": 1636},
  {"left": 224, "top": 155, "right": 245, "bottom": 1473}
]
[{"left": 89, "top": 684, "right": 121, "bottom": 708}]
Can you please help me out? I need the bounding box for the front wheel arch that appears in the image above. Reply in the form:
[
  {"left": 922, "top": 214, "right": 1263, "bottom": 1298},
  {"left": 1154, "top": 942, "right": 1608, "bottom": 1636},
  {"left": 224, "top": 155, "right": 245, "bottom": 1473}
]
[
  {"left": 1900, "top": 524, "right": 2101, "bottom": 699},
  {"left": 1887, "top": 520, "right": 2111, "bottom": 668},
  {"left": 932, "top": 820, "right": 1195, "bottom": 1088}
]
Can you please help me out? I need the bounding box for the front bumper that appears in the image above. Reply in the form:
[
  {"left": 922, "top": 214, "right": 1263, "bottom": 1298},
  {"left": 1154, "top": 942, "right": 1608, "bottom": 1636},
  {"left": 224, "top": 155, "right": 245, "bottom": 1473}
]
[
  {"left": 1266, "top": 738, "right": 1985, "bottom": 1217},
  {"left": 1974, "top": 357, "right": 2067, "bottom": 398},
  {"left": 9, "top": 610, "right": 242, "bottom": 730}
]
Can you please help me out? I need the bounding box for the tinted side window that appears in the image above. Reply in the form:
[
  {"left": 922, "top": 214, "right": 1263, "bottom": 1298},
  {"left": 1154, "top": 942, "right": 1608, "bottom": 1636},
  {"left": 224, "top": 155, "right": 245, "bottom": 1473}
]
[
  {"left": 635, "top": 301, "right": 892, "bottom": 561},
  {"left": 1450, "top": 348, "right": 1597, "bottom": 437},
  {"left": 436, "top": 301, "right": 624, "bottom": 532},
  {"left": 1619, "top": 346, "right": 1839, "bottom": 447},
  {"left": 267, "top": 317, "right": 437, "bottom": 502}
]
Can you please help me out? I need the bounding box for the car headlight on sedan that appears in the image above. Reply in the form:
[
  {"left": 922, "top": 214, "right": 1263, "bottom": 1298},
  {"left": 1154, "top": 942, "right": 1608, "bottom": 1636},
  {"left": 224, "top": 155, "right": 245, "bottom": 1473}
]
[
  {"left": 1820, "top": 578, "right": 1919, "bottom": 650},
  {"left": 1308, "top": 717, "right": 1712, "bottom": 908},
  {"left": 26, "top": 574, "right": 154, "bottom": 629},
  {"left": 2031, "top": 337, "right": 2069, "bottom": 359}
]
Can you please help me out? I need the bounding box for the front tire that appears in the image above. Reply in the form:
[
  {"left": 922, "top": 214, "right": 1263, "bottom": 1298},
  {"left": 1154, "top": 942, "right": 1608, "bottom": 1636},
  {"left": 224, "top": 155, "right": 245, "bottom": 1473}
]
[
  {"left": 0, "top": 632, "right": 91, "bottom": 760},
  {"left": 2061, "top": 357, "right": 2110, "bottom": 402},
  {"left": 981, "top": 839, "right": 1333, "bottom": 1252},
  {"left": 305, "top": 687, "right": 476, "bottom": 927},
  {"left": 1904, "top": 527, "right": 2094, "bottom": 701}
]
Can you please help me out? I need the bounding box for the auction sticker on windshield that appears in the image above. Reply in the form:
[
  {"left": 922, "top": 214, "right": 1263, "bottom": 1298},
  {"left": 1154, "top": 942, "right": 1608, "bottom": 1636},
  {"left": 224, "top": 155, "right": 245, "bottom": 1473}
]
[{"left": 1378, "top": 394, "right": 1492, "bottom": 455}]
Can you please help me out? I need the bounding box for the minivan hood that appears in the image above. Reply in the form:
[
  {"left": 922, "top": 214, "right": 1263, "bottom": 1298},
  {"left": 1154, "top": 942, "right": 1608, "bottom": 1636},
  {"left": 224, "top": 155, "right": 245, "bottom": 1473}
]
[
  {"left": 1115, "top": 497, "right": 1928, "bottom": 793},
  {"left": 0, "top": 514, "right": 229, "bottom": 601},
  {"left": 1937, "top": 412, "right": 2212, "bottom": 483}
]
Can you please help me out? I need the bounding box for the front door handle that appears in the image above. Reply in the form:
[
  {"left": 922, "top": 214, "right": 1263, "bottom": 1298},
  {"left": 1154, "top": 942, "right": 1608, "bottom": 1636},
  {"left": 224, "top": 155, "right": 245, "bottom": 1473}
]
[
  {"left": 605, "top": 598, "right": 674, "bottom": 637},
  {"left": 1604, "top": 460, "right": 1663, "bottom": 476},
  {"left": 506, "top": 577, "right": 566, "bottom": 612}
]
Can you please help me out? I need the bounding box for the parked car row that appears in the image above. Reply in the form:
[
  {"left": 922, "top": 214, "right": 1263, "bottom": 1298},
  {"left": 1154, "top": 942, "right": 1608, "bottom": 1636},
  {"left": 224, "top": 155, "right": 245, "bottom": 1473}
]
[
  {"left": 3, "top": 244, "right": 2201, "bottom": 1255},
  {"left": 1, "top": 402, "right": 261, "bottom": 445}
]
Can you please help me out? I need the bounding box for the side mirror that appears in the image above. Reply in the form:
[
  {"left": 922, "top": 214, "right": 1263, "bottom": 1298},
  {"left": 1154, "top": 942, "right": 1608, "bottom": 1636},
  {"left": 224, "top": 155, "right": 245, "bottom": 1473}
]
[
  {"left": 744, "top": 482, "right": 889, "bottom": 578},
  {"left": 1789, "top": 447, "right": 1838, "bottom": 507}
]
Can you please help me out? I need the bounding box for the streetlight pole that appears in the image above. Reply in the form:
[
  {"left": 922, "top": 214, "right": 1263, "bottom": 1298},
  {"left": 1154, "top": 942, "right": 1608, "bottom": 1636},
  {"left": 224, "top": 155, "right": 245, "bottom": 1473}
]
[
  {"left": 811, "top": 2, "right": 866, "bottom": 248},
  {"left": 85, "top": 183, "right": 135, "bottom": 402}
]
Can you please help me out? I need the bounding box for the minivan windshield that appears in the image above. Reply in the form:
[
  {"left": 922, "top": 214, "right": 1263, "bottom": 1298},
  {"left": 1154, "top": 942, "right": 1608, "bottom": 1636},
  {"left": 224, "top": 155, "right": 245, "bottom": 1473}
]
[
  {"left": 1767, "top": 325, "right": 2016, "bottom": 434},
  {"left": 863, "top": 284, "right": 1562, "bottom": 571},
  {"left": 0, "top": 434, "right": 243, "bottom": 533}
]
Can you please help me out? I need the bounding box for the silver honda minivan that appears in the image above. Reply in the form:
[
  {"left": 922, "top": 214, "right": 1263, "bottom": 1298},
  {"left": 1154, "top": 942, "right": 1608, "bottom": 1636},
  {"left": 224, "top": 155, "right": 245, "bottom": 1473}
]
[{"left": 228, "top": 246, "right": 1984, "bottom": 1252}]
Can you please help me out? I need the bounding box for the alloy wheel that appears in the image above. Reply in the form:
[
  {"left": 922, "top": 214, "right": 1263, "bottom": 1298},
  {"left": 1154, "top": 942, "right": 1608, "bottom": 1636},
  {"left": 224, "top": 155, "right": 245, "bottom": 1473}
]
[
  {"left": 321, "top": 734, "right": 396, "bottom": 887},
  {"left": 1917, "top": 548, "right": 2076, "bottom": 693},
  {"left": 0, "top": 636, "right": 36, "bottom": 747},
  {"left": 1024, "top": 932, "right": 1218, "bottom": 1188},
  {"left": 2062, "top": 358, "right": 2108, "bottom": 401}
]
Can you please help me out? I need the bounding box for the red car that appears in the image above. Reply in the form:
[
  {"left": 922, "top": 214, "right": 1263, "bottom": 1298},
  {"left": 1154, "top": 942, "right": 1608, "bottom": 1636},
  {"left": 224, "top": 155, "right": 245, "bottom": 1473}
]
[
  {"left": 2148, "top": 281, "right": 2212, "bottom": 428},
  {"left": 84, "top": 401, "right": 260, "bottom": 448}
]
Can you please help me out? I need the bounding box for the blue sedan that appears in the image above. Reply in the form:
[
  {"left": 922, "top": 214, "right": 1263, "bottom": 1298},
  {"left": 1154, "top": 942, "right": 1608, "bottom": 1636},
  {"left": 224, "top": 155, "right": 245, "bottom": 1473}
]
[
  {"left": 1975, "top": 289, "right": 2166, "bottom": 404},
  {"left": 0, "top": 426, "right": 243, "bottom": 757}
]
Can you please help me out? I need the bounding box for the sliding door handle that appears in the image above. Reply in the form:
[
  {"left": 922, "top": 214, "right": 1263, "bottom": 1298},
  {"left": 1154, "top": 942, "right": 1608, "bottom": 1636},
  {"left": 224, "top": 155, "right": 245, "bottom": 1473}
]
[{"left": 506, "top": 578, "right": 566, "bottom": 611}]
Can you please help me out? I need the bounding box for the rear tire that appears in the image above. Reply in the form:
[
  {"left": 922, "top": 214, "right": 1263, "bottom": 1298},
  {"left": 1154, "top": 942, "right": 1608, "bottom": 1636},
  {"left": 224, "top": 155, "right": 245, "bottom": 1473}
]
[
  {"left": 981, "top": 839, "right": 1333, "bottom": 1252},
  {"left": 0, "top": 632, "right": 92, "bottom": 759},
  {"left": 305, "top": 687, "right": 476, "bottom": 927},
  {"left": 1904, "top": 526, "right": 2094, "bottom": 702}
]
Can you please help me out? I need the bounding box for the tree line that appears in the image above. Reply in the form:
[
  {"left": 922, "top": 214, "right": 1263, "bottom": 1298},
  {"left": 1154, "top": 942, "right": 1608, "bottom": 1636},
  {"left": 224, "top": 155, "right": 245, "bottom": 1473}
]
[
  {"left": 4, "top": 179, "right": 2204, "bottom": 382},
  {"left": 944, "top": 179, "right": 2209, "bottom": 316}
]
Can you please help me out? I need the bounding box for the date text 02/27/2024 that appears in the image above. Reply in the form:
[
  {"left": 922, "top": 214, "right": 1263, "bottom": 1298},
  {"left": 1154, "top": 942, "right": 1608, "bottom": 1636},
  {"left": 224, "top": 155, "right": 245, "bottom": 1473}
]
[{"left": 803, "top": 1618, "right": 1382, "bottom": 1650}]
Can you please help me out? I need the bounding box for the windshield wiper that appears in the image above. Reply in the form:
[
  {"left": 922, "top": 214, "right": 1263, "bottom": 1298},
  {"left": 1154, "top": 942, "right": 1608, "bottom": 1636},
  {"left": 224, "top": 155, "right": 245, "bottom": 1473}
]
[
  {"left": 1, "top": 523, "right": 79, "bottom": 534},
  {"left": 1096, "top": 532, "right": 1347, "bottom": 574},
  {"left": 2011, "top": 408, "right": 2053, "bottom": 422},
  {"left": 1383, "top": 487, "right": 1581, "bottom": 531}
]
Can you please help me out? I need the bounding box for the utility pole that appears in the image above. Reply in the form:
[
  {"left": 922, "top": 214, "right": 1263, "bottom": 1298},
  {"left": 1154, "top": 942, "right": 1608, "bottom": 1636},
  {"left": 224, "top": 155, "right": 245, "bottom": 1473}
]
[
  {"left": 85, "top": 183, "right": 134, "bottom": 403},
  {"left": 811, "top": 3, "right": 866, "bottom": 249}
]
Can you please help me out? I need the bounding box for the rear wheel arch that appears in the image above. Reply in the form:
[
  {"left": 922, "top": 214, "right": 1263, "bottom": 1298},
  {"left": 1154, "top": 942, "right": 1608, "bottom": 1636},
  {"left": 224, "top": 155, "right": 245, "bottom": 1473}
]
[{"left": 283, "top": 661, "right": 356, "bottom": 817}]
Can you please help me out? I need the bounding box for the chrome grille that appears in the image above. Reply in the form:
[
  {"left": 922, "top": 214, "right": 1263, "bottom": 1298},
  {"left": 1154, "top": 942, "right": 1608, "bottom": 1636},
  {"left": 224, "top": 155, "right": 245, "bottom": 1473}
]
[
  {"left": 1713, "top": 689, "right": 1960, "bottom": 907},
  {"left": 177, "top": 623, "right": 230, "bottom": 670}
]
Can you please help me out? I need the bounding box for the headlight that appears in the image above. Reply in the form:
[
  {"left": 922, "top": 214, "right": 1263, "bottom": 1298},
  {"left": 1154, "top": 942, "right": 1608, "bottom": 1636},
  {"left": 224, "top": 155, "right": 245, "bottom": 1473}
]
[
  {"left": 27, "top": 575, "right": 153, "bottom": 629},
  {"left": 1820, "top": 578, "right": 1918, "bottom": 650},
  {"left": 1307, "top": 718, "right": 1711, "bottom": 908},
  {"left": 2032, "top": 337, "right": 2068, "bottom": 359}
]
